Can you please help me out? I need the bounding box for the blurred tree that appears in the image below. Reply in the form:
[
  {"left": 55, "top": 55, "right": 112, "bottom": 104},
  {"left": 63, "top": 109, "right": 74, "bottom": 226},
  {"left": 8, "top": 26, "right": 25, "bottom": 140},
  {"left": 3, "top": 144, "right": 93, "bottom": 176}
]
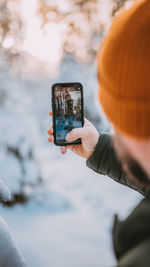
[
  {"left": 0, "top": 0, "right": 22, "bottom": 62},
  {"left": 37, "top": 0, "right": 134, "bottom": 62},
  {"left": 0, "top": 0, "right": 135, "bottom": 64}
]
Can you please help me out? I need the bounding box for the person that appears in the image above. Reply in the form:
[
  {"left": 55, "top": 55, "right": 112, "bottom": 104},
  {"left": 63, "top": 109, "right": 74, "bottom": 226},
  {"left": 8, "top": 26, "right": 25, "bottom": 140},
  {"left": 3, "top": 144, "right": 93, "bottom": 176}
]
[{"left": 47, "top": 0, "right": 150, "bottom": 266}]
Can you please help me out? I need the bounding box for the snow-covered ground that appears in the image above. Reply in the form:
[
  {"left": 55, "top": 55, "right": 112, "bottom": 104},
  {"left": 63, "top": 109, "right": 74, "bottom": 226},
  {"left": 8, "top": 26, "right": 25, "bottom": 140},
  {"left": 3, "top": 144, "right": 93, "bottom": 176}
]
[{"left": 0, "top": 58, "right": 142, "bottom": 267}]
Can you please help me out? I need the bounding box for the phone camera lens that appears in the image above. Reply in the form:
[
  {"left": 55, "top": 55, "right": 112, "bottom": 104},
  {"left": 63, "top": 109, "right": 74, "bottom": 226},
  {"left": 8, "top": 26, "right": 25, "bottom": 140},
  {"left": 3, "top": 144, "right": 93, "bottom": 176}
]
[{"left": 75, "top": 84, "right": 79, "bottom": 89}]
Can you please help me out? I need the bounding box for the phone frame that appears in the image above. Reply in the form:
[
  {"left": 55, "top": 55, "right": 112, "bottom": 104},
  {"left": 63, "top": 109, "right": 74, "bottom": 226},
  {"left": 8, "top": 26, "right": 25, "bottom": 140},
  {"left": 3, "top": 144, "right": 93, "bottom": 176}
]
[{"left": 51, "top": 82, "right": 84, "bottom": 146}]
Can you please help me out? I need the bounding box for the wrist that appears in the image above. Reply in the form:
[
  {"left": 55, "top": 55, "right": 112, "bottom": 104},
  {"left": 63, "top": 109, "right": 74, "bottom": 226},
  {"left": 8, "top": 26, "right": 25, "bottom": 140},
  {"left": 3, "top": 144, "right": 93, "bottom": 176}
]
[{"left": 86, "top": 131, "right": 101, "bottom": 159}]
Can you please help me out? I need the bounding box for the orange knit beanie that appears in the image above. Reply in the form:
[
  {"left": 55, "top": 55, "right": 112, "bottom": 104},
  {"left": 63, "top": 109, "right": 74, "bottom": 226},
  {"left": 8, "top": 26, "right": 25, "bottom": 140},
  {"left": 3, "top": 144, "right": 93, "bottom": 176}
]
[{"left": 98, "top": 0, "right": 150, "bottom": 139}]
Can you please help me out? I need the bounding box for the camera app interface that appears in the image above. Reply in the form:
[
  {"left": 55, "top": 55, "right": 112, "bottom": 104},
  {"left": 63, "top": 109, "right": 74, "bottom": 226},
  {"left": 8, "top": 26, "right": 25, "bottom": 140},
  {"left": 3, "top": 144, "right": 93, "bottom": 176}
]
[{"left": 54, "top": 85, "right": 82, "bottom": 143}]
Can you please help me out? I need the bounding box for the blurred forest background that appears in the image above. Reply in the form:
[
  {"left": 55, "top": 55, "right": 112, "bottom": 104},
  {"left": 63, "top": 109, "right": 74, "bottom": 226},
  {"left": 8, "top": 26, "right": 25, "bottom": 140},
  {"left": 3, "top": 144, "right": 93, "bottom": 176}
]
[
  {"left": 0, "top": 0, "right": 135, "bottom": 205},
  {"left": 0, "top": 0, "right": 133, "bottom": 204},
  {"left": 1, "top": 0, "right": 134, "bottom": 67},
  {"left": 0, "top": 1, "right": 141, "bottom": 267}
]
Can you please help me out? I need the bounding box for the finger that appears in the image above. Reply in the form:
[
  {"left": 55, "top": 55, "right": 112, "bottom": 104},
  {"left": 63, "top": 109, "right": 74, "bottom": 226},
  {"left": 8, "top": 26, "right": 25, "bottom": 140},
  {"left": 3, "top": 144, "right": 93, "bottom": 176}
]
[
  {"left": 47, "top": 128, "right": 53, "bottom": 135},
  {"left": 49, "top": 111, "right": 52, "bottom": 116},
  {"left": 47, "top": 125, "right": 53, "bottom": 134},
  {"left": 83, "top": 117, "right": 94, "bottom": 127},
  {"left": 66, "top": 127, "right": 89, "bottom": 142},
  {"left": 60, "top": 146, "right": 67, "bottom": 154},
  {"left": 48, "top": 136, "right": 54, "bottom": 142},
  {"left": 83, "top": 117, "right": 89, "bottom": 125}
]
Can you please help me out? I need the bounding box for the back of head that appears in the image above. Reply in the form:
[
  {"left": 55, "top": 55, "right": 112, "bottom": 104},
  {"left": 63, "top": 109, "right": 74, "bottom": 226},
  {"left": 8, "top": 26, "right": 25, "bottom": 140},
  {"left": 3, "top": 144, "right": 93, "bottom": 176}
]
[{"left": 98, "top": 0, "right": 150, "bottom": 139}]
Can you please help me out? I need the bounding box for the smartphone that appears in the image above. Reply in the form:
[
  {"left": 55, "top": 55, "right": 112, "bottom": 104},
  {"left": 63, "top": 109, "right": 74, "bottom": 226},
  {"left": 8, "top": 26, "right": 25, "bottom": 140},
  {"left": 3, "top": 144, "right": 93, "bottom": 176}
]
[{"left": 51, "top": 82, "right": 84, "bottom": 146}]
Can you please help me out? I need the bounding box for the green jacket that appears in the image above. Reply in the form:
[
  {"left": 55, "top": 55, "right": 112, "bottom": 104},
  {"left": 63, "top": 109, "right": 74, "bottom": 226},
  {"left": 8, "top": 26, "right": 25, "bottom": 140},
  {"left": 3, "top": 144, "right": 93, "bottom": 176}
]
[{"left": 86, "top": 133, "right": 150, "bottom": 267}]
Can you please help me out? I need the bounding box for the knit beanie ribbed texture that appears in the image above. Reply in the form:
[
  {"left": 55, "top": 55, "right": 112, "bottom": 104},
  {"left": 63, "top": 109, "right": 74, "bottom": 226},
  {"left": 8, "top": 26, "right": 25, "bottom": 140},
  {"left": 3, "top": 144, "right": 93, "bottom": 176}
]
[{"left": 98, "top": 0, "right": 150, "bottom": 138}]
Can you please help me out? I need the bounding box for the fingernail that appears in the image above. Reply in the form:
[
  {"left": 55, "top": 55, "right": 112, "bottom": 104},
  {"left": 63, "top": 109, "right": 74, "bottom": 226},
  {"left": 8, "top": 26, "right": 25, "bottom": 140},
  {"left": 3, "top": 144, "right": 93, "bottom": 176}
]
[
  {"left": 61, "top": 147, "right": 66, "bottom": 153},
  {"left": 66, "top": 134, "right": 71, "bottom": 141}
]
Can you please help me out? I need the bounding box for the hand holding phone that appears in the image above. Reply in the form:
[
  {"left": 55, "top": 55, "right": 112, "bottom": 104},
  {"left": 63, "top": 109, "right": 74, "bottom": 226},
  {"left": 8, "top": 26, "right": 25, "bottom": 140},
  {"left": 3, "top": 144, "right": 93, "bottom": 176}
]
[{"left": 48, "top": 115, "right": 100, "bottom": 159}]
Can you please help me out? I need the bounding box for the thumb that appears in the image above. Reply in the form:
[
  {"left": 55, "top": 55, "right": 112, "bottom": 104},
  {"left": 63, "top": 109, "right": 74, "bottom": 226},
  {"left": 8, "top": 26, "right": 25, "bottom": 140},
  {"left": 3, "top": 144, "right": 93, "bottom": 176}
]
[{"left": 66, "top": 127, "right": 88, "bottom": 142}]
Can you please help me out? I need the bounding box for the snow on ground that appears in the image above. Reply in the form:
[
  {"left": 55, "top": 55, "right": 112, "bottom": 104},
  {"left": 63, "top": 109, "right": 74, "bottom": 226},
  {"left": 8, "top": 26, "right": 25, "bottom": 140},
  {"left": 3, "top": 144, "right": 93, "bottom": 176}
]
[
  {"left": 0, "top": 152, "right": 142, "bottom": 267},
  {"left": 0, "top": 58, "right": 142, "bottom": 267}
]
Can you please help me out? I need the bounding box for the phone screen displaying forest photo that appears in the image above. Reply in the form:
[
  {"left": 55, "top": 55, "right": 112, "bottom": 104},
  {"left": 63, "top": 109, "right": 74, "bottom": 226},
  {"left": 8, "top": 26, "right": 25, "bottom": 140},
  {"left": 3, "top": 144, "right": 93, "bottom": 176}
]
[{"left": 53, "top": 85, "right": 83, "bottom": 145}]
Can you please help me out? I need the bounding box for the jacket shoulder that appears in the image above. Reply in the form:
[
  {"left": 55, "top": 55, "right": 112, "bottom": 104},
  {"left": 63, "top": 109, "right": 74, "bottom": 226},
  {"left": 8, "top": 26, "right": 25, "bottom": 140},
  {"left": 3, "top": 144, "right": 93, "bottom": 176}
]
[
  {"left": 118, "top": 238, "right": 150, "bottom": 267},
  {"left": 113, "top": 198, "right": 150, "bottom": 265}
]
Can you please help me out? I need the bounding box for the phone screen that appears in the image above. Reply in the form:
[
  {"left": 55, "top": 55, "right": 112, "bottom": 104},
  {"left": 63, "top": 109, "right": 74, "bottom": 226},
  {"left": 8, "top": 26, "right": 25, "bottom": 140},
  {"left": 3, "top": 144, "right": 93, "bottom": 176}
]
[{"left": 52, "top": 83, "right": 84, "bottom": 146}]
